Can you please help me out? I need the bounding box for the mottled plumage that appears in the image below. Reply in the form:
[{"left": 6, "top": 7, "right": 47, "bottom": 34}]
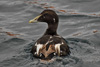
[{"left": 29, "top": 9, "right": 70, "bottom": 60}]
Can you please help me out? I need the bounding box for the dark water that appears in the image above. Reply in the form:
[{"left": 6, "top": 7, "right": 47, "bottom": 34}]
[{"left": 0, "top": 0, "right": 100, "bottom": 67}]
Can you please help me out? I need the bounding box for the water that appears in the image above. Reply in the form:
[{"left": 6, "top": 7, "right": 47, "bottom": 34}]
[{"left": 0, "top": 0, "right": 100, "bottom": 67}]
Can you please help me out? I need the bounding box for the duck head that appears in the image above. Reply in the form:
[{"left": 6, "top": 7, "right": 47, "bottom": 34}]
[{"left": 29, "top": 9, "right": 59, "bottom": 24}]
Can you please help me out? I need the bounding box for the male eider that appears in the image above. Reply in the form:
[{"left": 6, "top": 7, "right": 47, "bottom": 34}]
[{"left": 29, "top": 10, "right": 70, "bottom": 60}]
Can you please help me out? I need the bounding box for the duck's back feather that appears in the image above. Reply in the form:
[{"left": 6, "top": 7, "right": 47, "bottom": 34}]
[{"left": 31, "top": 35, "right": 70, "bottom": 59}]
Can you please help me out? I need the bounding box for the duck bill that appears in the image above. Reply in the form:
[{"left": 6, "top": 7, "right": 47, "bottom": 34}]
[{"left": 29, "top": 15, "right": 41, "bottom": 23}]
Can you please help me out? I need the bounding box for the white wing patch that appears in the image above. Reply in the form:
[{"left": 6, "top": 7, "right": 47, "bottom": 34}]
[
  {"left": 35, "top": 43, "right": 43, "bottom": 55},
  {"left": 55, "top": 43, "right": 61, "bottom": 55}
]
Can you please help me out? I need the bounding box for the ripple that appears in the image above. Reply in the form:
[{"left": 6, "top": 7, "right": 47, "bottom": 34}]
[
  {"left": 0, "top": 1, "right": 27, "bottom": 13},
  {"left": 0, "top": 0, "right": 100, "bottom": 67}
]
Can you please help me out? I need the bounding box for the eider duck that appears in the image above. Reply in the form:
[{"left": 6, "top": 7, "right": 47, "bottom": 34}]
[{"left": 29, "top": 9, "right": 70, "bottom": 60}]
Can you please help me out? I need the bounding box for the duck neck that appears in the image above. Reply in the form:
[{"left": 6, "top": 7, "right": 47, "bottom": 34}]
[{"left": 44, "top": 23, "right": 58, "bottom": 35}]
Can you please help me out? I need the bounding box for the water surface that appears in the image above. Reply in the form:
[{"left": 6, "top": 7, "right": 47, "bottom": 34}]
[{"left": 0, "top": 0, "right": 100, "bottom": 67}]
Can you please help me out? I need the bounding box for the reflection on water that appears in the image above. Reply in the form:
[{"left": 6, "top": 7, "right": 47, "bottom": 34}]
[{"left": 0, "top": 0, "right": 100, "bottom": 67}]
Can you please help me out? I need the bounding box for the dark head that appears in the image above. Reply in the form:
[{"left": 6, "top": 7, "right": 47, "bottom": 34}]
[
  {"left": 29, "top": 9, "right": 59, "bottom": 24},
  {"left": 29, "top": 10, "right": 59, "bottom": 35}
]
